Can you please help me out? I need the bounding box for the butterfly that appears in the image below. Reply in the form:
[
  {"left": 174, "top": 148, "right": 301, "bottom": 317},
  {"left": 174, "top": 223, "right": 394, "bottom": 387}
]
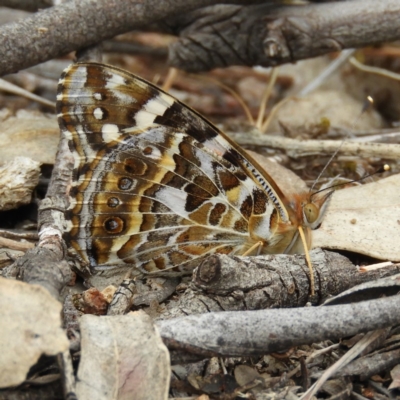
[{"left": 56, "top": 62, "right": 333, "bottom": 288}]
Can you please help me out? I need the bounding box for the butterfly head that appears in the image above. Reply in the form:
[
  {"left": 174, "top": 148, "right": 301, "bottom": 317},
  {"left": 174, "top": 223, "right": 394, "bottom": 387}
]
[
  {"left": 301, "top": 189, "right": 334, "bottom": 230},
  {"left": 277, "top": 188, "right": 333, "bottom": 254}
]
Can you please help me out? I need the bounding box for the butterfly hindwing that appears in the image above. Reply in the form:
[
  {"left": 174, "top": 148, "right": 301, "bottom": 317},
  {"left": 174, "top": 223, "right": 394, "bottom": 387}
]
[{"left": 57, "top": 62, "right": 289, "bottom": 276}]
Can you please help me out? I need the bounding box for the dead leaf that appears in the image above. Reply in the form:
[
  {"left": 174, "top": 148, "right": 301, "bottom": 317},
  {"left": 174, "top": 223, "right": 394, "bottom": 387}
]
[
  {"left": 0, "top": 249, "right": 24, "bottom": 268},
  {"left": 389, "top": 364, "right": 400, "bottom": 390},
  {"left": 313, "top": 174, "right": 400, "bottom": 261},
  {"left": 267, "top": 90, "right": 384, "bottom": 133},
  {"left": 0, "top": 110, "right": 58, "bottom": 164},
  {"left": 234, "top": 364, "right": 262, "bottom": 387},
  {"left": 0, "top": 157, "right": 40, "bottom": 210},
  {"left": 76, "top": 311, "right": 170, "bottom": 400},
  {"left": 0, "top": 277, "right": 69, "bottom": 388}
]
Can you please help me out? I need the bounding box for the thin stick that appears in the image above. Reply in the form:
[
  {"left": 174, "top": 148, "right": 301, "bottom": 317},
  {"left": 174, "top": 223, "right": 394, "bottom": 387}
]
[
  {"left": 0, "top": 236, "right": 34, "bottom": 251},
  {"left": 350, "top": 56, "right": 400, "bottom": 81},
  {"left": 262, "top": 49, "right": 355, "bottom": 132},
  {"left": 300, "top": 330, "right": 385, "bottom": 400},
  {"left": 261, "top": 96, "right": 293, "bottom": 133},
  {"left": 286, "top": 343, "right": 341, "bottom": 379},
  {"left": 299, "top": 49, "right": 356, "bottom": 97},
  {"left": 229, "top": 133, "right": 400, "bottom": 160},
  {"left": 0, "top": 77, "right": 55, "bottom": 108},
  {"left": 162, "top": 67, "right": 178, "bottom": 91},
  {"left": 256, "top": 67, "right": 279, "bottom": 130}
]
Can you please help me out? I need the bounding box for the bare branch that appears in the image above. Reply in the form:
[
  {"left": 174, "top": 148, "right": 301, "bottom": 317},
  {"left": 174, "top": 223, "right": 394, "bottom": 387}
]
[
  {"left": 169, "top": 0, "right": 400, "bottom": 71},
  {"left": 337, "top": 348, "right": 400, "bottom": 381},
  {"left": 2, "top": 1, "right": 400, "bottom": 76},
  {"left": 0, "top": 0, "right": 239, "bottom": 76},
  {"left": 230, "top": 131, "right": 400, "bottom": 160},
  {"left": 2, "top": 135, "right": 73, "bottom": 298},
  {"left": 157, "top": 293, "right": 400, "bottom": 363},
  {"left": 0, "top": 0, "right": 52, "bottom": 12},
  {"left": 159, "top": 250, "right": 400, "bottom": 319}
]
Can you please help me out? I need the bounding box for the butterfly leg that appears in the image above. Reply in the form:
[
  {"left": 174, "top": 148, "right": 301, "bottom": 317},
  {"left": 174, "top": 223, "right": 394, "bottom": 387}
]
[
  {"left": 242, "top": 241, "right": 263, "bottom": 257},
  {"left": 297, "top": 226, "right": 315, "bottom": 296}
]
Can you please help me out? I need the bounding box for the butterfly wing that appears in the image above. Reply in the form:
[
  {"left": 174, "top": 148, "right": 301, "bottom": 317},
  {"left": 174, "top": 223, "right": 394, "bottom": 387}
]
[{"left": 57, "top": 62, "right": 292, "bottom": 276}]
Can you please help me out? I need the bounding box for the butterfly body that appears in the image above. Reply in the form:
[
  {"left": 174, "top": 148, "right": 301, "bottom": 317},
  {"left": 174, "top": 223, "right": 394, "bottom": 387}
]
[{"left": 57, "top": 63, "right": 331, "bottom": 281}]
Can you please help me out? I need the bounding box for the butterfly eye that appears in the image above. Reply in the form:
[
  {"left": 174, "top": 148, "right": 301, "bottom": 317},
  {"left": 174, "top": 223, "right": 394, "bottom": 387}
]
[{"left": 303, "top": 203, "right": 319, "bottom": 224}]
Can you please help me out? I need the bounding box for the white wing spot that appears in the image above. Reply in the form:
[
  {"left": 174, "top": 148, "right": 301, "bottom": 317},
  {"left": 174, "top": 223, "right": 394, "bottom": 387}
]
[
  {"left": 93, "top": 92, "right": 103, "bottom": 100},
  {"left": 105, "top": 74, "right": 126, "bottom": 88},
  {"left": 93, "top": 107, "right": 104, "bottom": 120},
  {"left": 102, "top": 124, "right": 121, "bottom": 143},
  {"left": 135, "top": 109, "right": 156, "bottom": 127},
  {"left": 104, "top": 75, "right": 134, "bottom": 104},
  {"left": 135, "top": 93, "right": 174, "bottom": 128}
]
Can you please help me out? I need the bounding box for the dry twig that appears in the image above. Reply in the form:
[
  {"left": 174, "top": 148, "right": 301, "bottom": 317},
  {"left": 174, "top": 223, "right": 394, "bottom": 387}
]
[
  {"left": 230, "top": 131, "right": 400, "bottom": 160},
  {"left": 168, "top": 1, "right": 400, "bottom": 72}
]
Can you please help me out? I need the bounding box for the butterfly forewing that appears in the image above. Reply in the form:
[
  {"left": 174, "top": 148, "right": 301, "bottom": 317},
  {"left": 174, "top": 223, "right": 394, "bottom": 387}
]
[{"left": 57, "top": 62, "right": 294, "bottom": 277}]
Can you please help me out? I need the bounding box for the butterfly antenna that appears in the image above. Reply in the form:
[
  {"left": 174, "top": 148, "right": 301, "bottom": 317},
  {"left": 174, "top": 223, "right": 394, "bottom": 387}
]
[
  {"left": 310, "top": 96, "right": 374, "bottom": 193},
  {"left": 310, "top": 164, "right": 390, "bottom": 199}
]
